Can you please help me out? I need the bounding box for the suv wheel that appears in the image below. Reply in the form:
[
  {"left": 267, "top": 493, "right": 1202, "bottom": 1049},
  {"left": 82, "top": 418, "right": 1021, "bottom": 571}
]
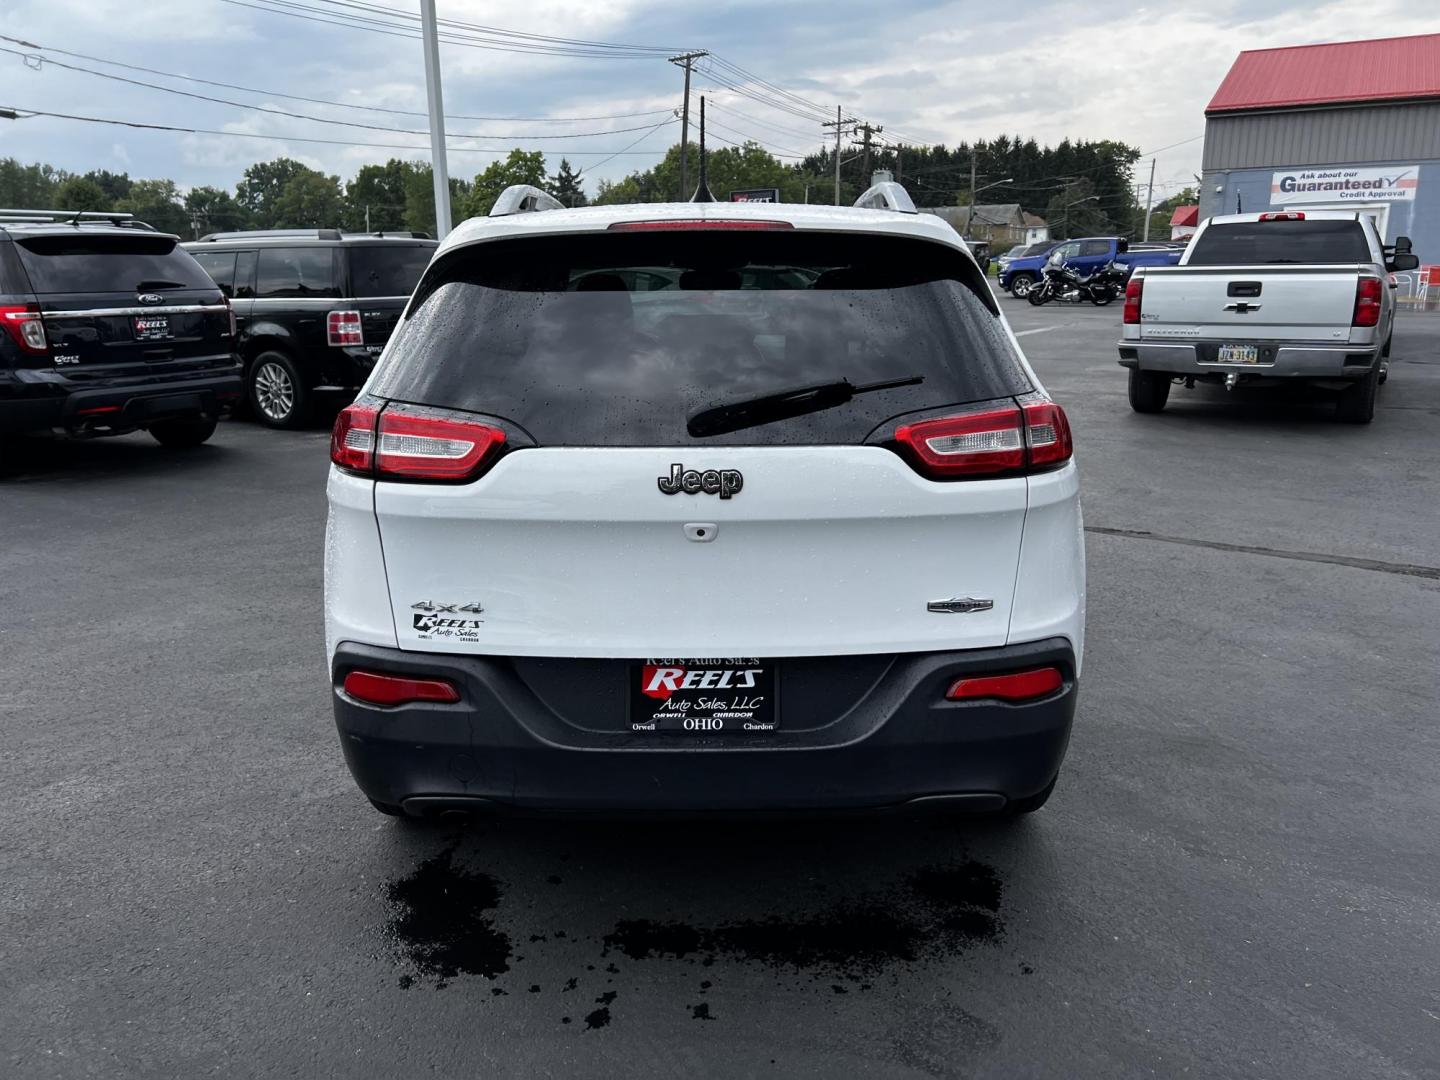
[
  {"left": 149, "top": 417, "right": 217, "bottom": 447},
  {"left": 1128, "top": 369, "right": 1171, "bottom": 413},
  {"left": 249, "top": 351, "right": 310, "bottom": 428},
  {"left": 1009, "top": 272, "right": 1036, "bottom": 298},
  {"left": 1335, "top": 364, "right": 1378, "bottom": 424}
]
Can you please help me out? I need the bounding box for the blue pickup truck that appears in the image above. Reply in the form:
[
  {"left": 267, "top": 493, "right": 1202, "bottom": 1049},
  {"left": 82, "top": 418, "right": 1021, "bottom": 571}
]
[{"left": 1000, "top": 237, "right": 1184, "bottom": 298}]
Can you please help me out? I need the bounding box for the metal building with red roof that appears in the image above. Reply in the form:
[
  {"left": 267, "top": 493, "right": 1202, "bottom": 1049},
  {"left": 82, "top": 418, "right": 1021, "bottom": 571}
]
[{"left": 1200, "top": 33, "right": 1440, "bottom": 262}]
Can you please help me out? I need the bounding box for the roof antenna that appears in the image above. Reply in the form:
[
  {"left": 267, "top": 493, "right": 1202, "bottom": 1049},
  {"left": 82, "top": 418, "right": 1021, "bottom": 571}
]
[
  {"left": 69, "top": 204, "right": 89, "bottom": 226},
  {"left": 691, "top": 95, "right": 715, "bottom": 203}
]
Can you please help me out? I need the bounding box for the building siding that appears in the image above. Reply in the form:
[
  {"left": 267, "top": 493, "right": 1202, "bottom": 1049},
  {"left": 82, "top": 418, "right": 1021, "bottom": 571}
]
[{"left": 1203, "top": 101, "right": 1440, "bottom": 170}]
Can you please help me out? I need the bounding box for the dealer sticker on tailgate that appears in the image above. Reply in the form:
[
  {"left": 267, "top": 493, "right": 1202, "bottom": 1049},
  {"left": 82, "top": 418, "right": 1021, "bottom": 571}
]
[{"left": 631, "top": 658, "right": 776, "bottom": 733}]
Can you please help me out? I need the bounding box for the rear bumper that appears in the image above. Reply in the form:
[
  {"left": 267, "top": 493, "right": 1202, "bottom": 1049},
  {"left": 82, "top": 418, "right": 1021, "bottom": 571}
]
[
  {"left": 1117, "top": 340, "right": 1377, "bottom": 378},
  {"left": 0, "top": 364, "right": 242, "bottom": 434},
  {"left": 329, "top": 637, "right": 1078, "bottom": 815}
]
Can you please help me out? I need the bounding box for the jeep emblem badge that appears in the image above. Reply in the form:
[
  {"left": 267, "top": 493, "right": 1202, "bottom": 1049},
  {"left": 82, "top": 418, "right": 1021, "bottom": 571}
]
[{"left": 657, "top": 463, "right": 743, "bottom": 499}]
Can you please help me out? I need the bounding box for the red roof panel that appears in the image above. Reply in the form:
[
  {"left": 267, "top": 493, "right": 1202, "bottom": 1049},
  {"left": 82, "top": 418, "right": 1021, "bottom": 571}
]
[
  {"left": 1207, "top": 33, "right": 1440, "bottom": 114},
  {"left": 1169, "top": 205, "right": 1199, "bottom": 228}
]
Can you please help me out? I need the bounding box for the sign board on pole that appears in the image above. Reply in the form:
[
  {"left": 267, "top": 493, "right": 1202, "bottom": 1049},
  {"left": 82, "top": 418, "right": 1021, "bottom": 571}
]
[
  {"left": 730, "top": 188, "right": 781, "bottom": 203},
  {"left": 1270, "top": 166, "right": 1418, "bottom": 205}
]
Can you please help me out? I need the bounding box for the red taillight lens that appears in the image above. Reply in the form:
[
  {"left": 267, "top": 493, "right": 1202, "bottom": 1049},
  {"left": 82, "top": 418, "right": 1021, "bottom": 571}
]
[
  {"left": 342, "top": 670, "right": 460, "bottom": 707},
  {"left": 1257, "top": 212, "right": 1304, "bottom": 221},
  {"left": 946, "top": 667, "right": 1063, "bottom": 702},
  {"left": 1352, "top": 277, "right": 1383, "bottom": 327},
  {"left": 895, "top": 401, "right": 1072, "bottom": 479},
  {"left": 606, "top": 219, "right": 794, "bottom": 231},
  {"left": 331, "top": 402, "right": 378, "bottom": 474},
  {"left": 376, "top": 404, "right": 505, "bottom": 482},
  {"left": 1123, "top": 277, "right": 1143, "bottom": 324},
  {"left": 0, "top": 304, "right": 48, "bottom": 354},
  {"left": 327, "top": 309, "right": 364, "bottom": 347}
]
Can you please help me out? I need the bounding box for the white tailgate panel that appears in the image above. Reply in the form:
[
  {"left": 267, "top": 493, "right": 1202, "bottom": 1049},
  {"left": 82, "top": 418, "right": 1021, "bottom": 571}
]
[
  {"left": 1142, "top": 270, "right": 1361, "bottom": 341},
  {"left": 375, "top": 447, "right": 1027, "bottom": 658}
]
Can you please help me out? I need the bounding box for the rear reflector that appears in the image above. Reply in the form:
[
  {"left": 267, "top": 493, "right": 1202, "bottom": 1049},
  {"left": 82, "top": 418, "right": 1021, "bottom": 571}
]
[
  {"left": 327, "top": 309, "right": 364, "bottom": 347},
  {"left": 342, "top": 670, "right": 460, "bottom": 707},
  {"left": 1122, "top": 277, "right": 1143, "bottom": 324},
  {"left": 1257, "top": 212, "right": 1304, "bottom": 221},
  {"left": 330, "top": 402, "right": 506, "bottom": 483},
  {"left": 895, "top": 400, "right": 1072, "bottom": 479},
  {"left": 0, "top": 304, "right": 48, "bottom": 354},
  {"left": 77, "top": 405, "right": 122, "bottom": 416},
  {"left": 1352, "top": 277, "right": 1382, "bottom": 327},
  {"left": 946, "top": 667, "right": 1063, "bottom": 702},
  {"left": 607, "top": 219, "right": 794, "bottom": 231}
]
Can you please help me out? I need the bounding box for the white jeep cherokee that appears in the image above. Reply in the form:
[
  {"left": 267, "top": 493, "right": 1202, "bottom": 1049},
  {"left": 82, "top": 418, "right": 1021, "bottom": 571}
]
[{"left": 324, "top": 184, "right": 1085, "bottom": 819}]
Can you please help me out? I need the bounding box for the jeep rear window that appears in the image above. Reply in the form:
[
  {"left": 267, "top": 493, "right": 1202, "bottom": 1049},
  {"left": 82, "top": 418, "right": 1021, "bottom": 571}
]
[
  {"left": 368, "top": 232, "right": 1032, "bottom": 447},
  {"left": 14, "top": 234, "right": 215, "bottom": 294},
  {"left": 349, "top": 245, "right": 433, "bottom": 298},
  {"left": 1187, "top": 220, "right": 1371, "bottom": 265}
]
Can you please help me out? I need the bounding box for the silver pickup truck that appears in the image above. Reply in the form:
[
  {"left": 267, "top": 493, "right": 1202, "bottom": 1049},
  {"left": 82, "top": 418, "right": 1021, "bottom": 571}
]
[{"left": 1117, "top": 211, "right": 1420, "bottom": 423}]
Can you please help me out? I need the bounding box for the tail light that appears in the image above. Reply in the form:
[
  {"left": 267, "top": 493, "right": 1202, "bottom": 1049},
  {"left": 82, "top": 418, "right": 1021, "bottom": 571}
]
[
  {"left": 331, "top": 402, "right": 505, "bottom": 483},
  {"left": 1258, "top": 212, "right": 1304, "bottom": 221},
  {"left": 342, "top": 670, "right": 460, "bottom": 707},
  {"left": 1123, "top": 277, "right": 1143, "bottom": 324},
  {"left": 946, "top": 667, "right": 1063, "bottom": 702},
  {"left": 327, "top": 310, "right": 364, "bottom": 347},
  {"left": 895, "top": 401, "right": 1072, "bottom": 479},
  {"left": 0, "top": 304, "right": 48, "bottom": 354},
  {"left": 1352, "top": 277, "right": 1382, "bottom": 327},
  {"left": 607, "top": 220, "right": 794, "bottom": 231}
]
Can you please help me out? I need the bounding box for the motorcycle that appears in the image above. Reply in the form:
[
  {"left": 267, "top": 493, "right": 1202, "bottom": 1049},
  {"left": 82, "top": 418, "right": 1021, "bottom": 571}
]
[{"left": 1027, "top": 255, "right": 1128, "bottom": 307}]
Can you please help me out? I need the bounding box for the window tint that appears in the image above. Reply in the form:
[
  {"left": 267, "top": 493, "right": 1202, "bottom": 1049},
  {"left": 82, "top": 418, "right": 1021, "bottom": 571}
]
[
  {"left": 233, "top": 250, "right": 257, "bottom": 299},
  {"left": 348, "top": 245, "right": 433, "bottom": 297},
  {"left": 370, "top": 232, "right": 1032, "bottom": 447},
  {"left": 191, "top": 250, "right": 237, "bottom": 297},
  {"left": 1188, "top": 220, "right": 1371, "bottom": 265},
  {"left": 1079, "top": 240, "right": 1111, "bottom": 257},
  {"left": 255, "top": 247, "right": 338, "bottom": 298},
  {"left": 13, "top": 235, "right": 215, "bottom": 294},
  {"left": 1051, "top": 243, "right": 1079, "bottom": 260}
]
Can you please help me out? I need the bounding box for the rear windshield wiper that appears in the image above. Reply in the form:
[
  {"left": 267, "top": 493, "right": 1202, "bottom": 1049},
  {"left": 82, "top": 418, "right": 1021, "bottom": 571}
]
[
  {"left": 135, "top": 279, "right": 189, "bottom": 290},
  {"left": 687, "top": 375, "right": 923, "bottom": 438}
]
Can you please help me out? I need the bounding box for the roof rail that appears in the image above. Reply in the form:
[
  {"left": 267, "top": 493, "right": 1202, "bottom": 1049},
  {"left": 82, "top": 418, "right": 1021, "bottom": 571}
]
[
  {"left": 339, "top": 230, "right": 433, "bottom": 240},
  {"left": 0, "top": 208, "right": 138, "bottom": 225},
  {"left": 489, "top": 185, "right": 564, "bottom": 217},
  {"left": 197, "top": 228, "right": 344, "bottom": 242},
  {"left": 852, "top": 182, "right": 917, "bottom": 214}
]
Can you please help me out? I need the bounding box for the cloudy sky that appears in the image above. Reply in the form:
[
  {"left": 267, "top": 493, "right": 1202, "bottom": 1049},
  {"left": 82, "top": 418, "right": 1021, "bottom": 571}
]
[{"left": 1, "top": 0, "right": 1435, "bottom": 205}]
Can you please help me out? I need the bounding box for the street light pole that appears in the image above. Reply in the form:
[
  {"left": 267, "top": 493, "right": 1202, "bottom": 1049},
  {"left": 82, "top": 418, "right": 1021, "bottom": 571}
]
[{"left": 419, "top": 0, "right": 451, "bottom": 237}]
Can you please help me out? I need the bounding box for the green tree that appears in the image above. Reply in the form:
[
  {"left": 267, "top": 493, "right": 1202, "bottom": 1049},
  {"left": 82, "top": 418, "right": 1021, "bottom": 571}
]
[
  {"left": 116, "top": 178, "right": 188, "bottom": 235},
  {"left": 402, "top": 165, "right": 472, "bottom": 234},
  {"left": 465, "top": 149, "right": 548, "bottom": 218},
  {"left": 0, "top": 158, "right": 66, "bottom": 208},
  {"left": 54, "top": 176, "right": 112, "bottom": 213},
  {"left": 344, "top": 159, "right": 417, "bottom": 232},
  {"left": 593, "top": 142, "right": 811, "bottom": 206},
  {"left": 272, "top": 171, "right": 345, "bottom": 228},
  {"left": 549, "top": 158, "right": 587, "bottom": 207},
  {"left": 81, "top": 169, "right": 133, "bottom": 204},
  {"left": 236, "top": 157, "right": 315, "bottom": 227},
  {"left": 184, "top": 186, "right": 250, "bottom": 236},
  {"left": 1046, "top": 178, "right": 1109, "bottom": 240}
]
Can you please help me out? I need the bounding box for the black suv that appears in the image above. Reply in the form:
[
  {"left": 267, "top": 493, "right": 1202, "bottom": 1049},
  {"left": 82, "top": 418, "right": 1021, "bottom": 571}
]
[
  {"left": 0, "top": 212, "right": 241, "bottom": 450},
  {"left": 184, "top": 231, "right": 436, "bottom": 428}
]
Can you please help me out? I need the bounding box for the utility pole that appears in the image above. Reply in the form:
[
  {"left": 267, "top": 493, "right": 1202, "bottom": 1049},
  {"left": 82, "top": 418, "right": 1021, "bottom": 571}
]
[
  {"left": 821, "top": 107, "right": 857, "bottom": 205},
  {"left": 854, "top": 122, "right": 883, "bottom": 186},
  {"left": 668, "top": 51, "right": 708, "bottom": 202},
  {"left": 895, "top": 144, "right": 903, "bottom": 184},
  {"left": 419, "top": 0, "right": 451, "bottom": 237},
  {"left": 1141, "top": 157, "right": 1156, "bottom": 242},
  {"left": 962, "top": 151, "right": 978, "bottom": 239}
]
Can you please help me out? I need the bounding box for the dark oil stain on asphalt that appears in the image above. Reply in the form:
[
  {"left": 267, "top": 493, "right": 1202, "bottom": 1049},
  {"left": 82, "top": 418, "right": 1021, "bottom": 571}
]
[
  {"left": 383, "top": 848, "right": 512, "bottom": 987},
  {"left": 584, "top": 1007, "right": 612, "bottom": 1030}
]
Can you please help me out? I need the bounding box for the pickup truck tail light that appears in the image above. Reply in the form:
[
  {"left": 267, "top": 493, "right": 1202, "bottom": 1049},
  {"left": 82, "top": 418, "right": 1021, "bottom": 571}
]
[
  {"left": 1123, "top": 277, "right": 1143, "bottom": 324},
  {"left": 895, "top": 401, "right": 1072, "bottom": 479},
  {"left": 0, "top": 304, "right": 48, "bottom": 354},
  {"left": 1352, "top": 277, "right": 1382, "bottom": 327},
  {"left": 331, "top": 401, "right": 506, "bottom": 483},
  {"left": 327, "top": 309, "right": 364, "bottom": 347}
]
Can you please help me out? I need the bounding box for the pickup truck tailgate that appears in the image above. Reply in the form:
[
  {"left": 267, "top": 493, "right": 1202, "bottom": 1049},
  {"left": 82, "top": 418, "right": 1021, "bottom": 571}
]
[{"left": 1137, "top": 266, "right": 1365, "bottom": 342}]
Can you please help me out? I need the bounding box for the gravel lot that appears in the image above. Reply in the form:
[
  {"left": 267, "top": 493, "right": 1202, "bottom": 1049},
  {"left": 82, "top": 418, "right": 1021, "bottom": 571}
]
[{"left": 2, "top": 302, "right": 1437, "bottom": 1079}]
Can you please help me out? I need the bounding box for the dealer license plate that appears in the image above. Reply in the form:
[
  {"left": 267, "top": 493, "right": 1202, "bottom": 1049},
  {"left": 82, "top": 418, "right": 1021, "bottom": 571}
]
[
  {"left": 133, "top": 316, "right": 172, "bottom": 342},
  {"left": 630, "top": 658, "right": 776, "bottom": 734},
  {"left": 1218, "top": 343, "right": 1258, "bottom": 364}
]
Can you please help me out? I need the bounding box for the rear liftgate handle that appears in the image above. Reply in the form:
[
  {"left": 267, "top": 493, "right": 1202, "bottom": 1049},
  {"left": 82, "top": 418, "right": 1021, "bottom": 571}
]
[{"left": 684, "top": 523, "right": 718, "bottom": 543}]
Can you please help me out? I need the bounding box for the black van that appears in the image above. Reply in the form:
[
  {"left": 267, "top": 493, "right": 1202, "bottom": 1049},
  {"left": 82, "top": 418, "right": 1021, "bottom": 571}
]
[{"left": 185, "top": 231, "right": 437, "bottom": 427}]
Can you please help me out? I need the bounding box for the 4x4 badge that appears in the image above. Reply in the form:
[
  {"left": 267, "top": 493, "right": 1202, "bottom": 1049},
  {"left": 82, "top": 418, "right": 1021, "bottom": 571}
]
[
  {"left": 411, "top": 600, "right": 484, "bottom": 613},
  {"left": 657, "top": 464, "right": 744, "bottom": 499},
  {"left": 927, "top": 597, "right": 994, "bottom": 614}
]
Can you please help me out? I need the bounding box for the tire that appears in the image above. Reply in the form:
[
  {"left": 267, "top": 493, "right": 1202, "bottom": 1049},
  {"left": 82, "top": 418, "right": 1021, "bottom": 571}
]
[
  {"left": 1027, "top": 284, "right": 1051, "bottom": 307},
  {"left": 1009, "top": 272, "right": 1036, "bottom": 298},
  {"left": 1335, "top": 364, "right": 1378, "bottom": 424},
  {"left": 248, "top": 351, "right": 310, "bottom": 429},
  {"left": 1001, "top": 776, "right": 1057, "bottom": 816},
  {"left": 1128, "top": 369, "right": 1171, "bottom": 413},
  {"left": 1089, "top": 288, "right": 1113, "bottom": 306},
  {"left": 148, "top": 417, "right": 217, "bottom": 447}
]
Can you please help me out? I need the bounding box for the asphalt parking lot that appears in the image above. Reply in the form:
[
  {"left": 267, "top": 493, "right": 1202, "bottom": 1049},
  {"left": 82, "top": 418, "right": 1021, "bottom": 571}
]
[{"left": 2, "top": 303, "right": 1438, "bottom": 1079}]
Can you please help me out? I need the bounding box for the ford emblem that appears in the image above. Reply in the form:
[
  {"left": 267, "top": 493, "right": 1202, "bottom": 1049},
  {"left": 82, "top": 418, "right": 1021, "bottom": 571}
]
[{"left": 137, "top": 293, "right": 164, "bottom": 304}]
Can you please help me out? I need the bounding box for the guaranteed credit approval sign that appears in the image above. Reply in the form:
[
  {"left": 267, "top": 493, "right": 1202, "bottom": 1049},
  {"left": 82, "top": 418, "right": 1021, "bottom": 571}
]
[{"left": 1271, "top": 166, "right": 1418, "bottom": 204}]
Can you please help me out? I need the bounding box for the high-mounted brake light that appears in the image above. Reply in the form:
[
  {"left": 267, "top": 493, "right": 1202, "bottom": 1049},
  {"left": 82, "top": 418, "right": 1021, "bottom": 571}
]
[
  {"left": 0, "top": 304, "right": 48, "bottom": 354},
  {"left": 1123, "top": 277, "right": 1143, "bottom": 324},
  {"left": 946, "top": 667, "right": 1063, "bottom": 702},
  {"left": 1352, "top": 277, "right": 1382, "bottom": 327},
  {"left": 606, "top": 219, "right": 794, "bottom": 231},
  {"left": 330, "top": 402, "right": 506, "bottom": 483},
  {"left": 327, "top": 309, "right": 364, "bottom": 347},
  {"left": 895, "top": 400, "right": 1072, "bottom": 479},
  {"left": 342, "top": 670, "right": 460, "bottom": 707},
  {"left": 1257, "top": 212, "right": 1305, "bottom": 221}
]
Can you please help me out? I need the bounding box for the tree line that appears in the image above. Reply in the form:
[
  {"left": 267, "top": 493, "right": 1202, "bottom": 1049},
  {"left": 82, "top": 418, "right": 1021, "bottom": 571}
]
[{"left": 1, "top": 132, "right": 1172, "bottom": 240}]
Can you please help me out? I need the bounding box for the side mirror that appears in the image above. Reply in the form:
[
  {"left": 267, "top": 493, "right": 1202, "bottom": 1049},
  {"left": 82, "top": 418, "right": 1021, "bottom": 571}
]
[
  {"left": 1388, "top": 253, "right": 1420, "bottom": 272},
  {"left": 1394, "top": 235, "right": 1413, "bottom": 254}
]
